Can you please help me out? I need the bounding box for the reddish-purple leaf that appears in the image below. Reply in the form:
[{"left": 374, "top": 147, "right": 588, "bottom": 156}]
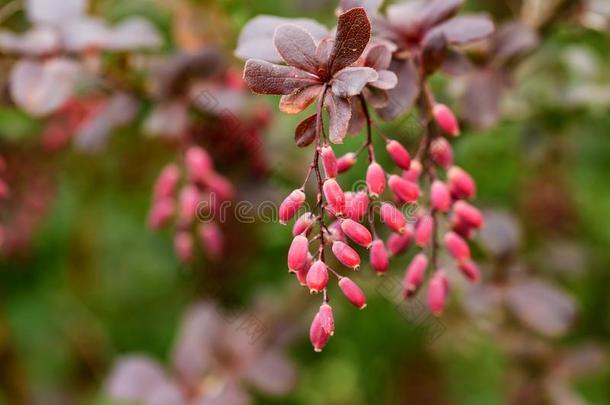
[
  {"left": 441, "top": 49, "right": 474, "bottom": 76},
  {"left": 104, "top": 17, "right": 162, "bottom": 50},
  {"left": 505, "top": 279, "right": 577, "bottom": 337},
  {"left": 330, "top": 67, "right": 378, "bottom": 97},
  {"left": 274, "top": 24, "right": 319, "bottom": 74},
  {"left": 377, "top": 59, "right": 419, "bottom": 120},
  {"left": 340, "top": 0, "right": 383, "bottom": 15},
  {"left": 328, "top": 7, "right": 371, "bottom": 74},
  {"left": 364, "top": 86, "right": 389, "bottom": 108},
  {"left": 26, "top": 0, "right": 85, "bottom": 24},
  {"left": 10, "top": 58, "right": 80, "bottom": 117},
  {"left": 364, "top": 43, "right": 392, "bottom": 70},
  {"left": 479, "top": 209, "right": 521, "bottom": 257},
  {"left": 491, "top": 22, "right": 539, "bottom": 64},
  {"left": 419, "top": 0, "right": 464, "bottom": 28},
  {"left": 236, "top": 15, "right": 328, "bottom": 63},
  {"left": 426, "top": 15, "right": 494, "bottom": 45},
  {"left": 243, "top": 59, "right": 320, "bottom": 95},
  {"left": 369, "top": 70, "right": 397, "bottom": 90},
  {"left": 105, "top": 356, "right": 169, "bottom": 403},
  {"left": 347, "top": 98, "right": 367, "bottom": 135},
  {"left": 0, "top": 27, "right": 60, "bottom": 55},
  {"left": 243, "top": 350, "right": 297, "bottom": 395},
  {"left": 461, "top": 68, "right": 505, "bottom": 129},
  {"left": 280, "top": 84, "right": 323, "bottom": 114},
  {"left": 325, "top": 93, "right": 351, "bottom": 143},
  {"left": 295, "top": 114, "right": 318, "bottom": 147},
  {"left": 422, "top": 32, "right": 448, "bottom": 74}
]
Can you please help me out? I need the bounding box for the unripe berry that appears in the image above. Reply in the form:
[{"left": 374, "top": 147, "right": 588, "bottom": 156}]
[
  {"left": 366, "top": 162, "right": 386, "bottom": 197},
  {"left": 370, "top": 239, "right": 389, "bottom": 274},
  {"left": 388, "top": 175, "right": 420, "bottom": 203},
  {"left": 453, "top": 200, "right": 483, "bottom": 229},
  {"left": 318, "top": 303, "right": 335, "bottom": 336},
  {"left": 387, "top": 230, "right": 412, "bottom": 257},
  {"left": 323, "top": 178, "right": 345, "bottom": 216},
  {"left": 379, "top": 202, "right": 406, "bottom": 234},
  {"left": 340, "top": 219, "right": 373, "bottom": 248},
  {"left": 430, "top": 137, "right": 453, "bottom": 169},
  {"left": 288, "top": 235, "right": 309, "bottom": 272},
  {"left": 306, "top": 260, "right": 328, "bottom": 293},
  {"left": 428, "top": 270, "right": 449, "bottom": 316},
  {"left": 279, "top": 189, "right": 306, "bottom": 224},
  {"left": 179, "top": 184, "right": 200, "bottom": 223},
  {"left": 199, "top": 222, "right": 224, "bottom": 260},
  {"left": 433, "top": 103, "right": 460, "bottom": 136},
  {"left": 345, "top": 191, "right": 369, "bottom": 221},
  {"left": 321, "top": 145, "right": 338, "bottom": 178},
  {"left": 448, "top": 166, "right": 476, "bottom": 200},
  {"left": 337, "top": 152, "right": 357, "bottom": 174},
  {"left": 310, "top": 311, "right": 330, "bottom": 352},
  {"left": 338, "top": 277, "right": 367, "bottom": 309},
  {"left": 458, "top": 259, "right": 480, "bottom": 282},
  {"left": 185, "top": 146, "right": 213, "bottom": 181},
  {"left": 174, "top": 231, "right": 194, "bottom": 264},
  {"left": 415, "top": 214, "right": 434, "bottom": 247},
  {"left": 154, "top": 163, "right": 180, "bottom": 199},
  {"left": 444, "top": 231, "right": 470, "bottom": 261},
  {"left": 292, "top": 212, "right": 315, "bottom": 236},
  {"left": 431, "top": 180, "right": 451, "bottom": 212},
  {"left": 402, "top": 160, "right": 422, "bottom": 182},
  {"left": 148, "top": 197, "right": 174, "bottom": 230},
  {"left": 332, "top": 240, "right": 361, "bottom": 270},
  {"left": 386, "top": 140, "right": 411, "bottom": 170},
  {"left": 403, "top": 253, "right": 428, "bottom": 297}
]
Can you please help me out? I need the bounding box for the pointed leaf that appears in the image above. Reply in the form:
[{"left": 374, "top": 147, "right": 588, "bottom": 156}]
[
  {"left": 426, "top": 15, "right": 494, "bottom": 45},
  {"left": 236, "top": 15, "right": 329, "bottom": 62},
  {"left": 243, "top": 59, "right": 320, "bottom": 95},
  {"left": 295, "top": 114, "right": 318, "bottom": 147},
  {"left": 325, "top": 94, "right": 351, "bottom": 143},
  {"left": 328, "top": 7, "right": 371, "bottom": 74},
  {"left": 280, "top": 84, "right": 323, "bottom": 114},
  {"left": 377, "top": 59, "right": 419, "bottom": 120},
  {"left": 274, "top": 24, "right": 319, "bottom": 74},
  {"left": 331, "top": 67, "right": 378, "bottom": 97}
]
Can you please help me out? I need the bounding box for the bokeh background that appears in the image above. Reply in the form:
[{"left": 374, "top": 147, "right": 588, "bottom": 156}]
[{"left": 0, "top": 0, "right": 609, "bottom": 404}]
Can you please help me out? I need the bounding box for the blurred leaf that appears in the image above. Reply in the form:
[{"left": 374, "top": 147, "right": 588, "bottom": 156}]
[{"left": 0, "top": 107, "right": 40, "bottom": 141}]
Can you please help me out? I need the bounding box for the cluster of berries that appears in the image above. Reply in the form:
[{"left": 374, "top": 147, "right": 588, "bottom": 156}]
[{"left": 148, "top": 146, "right": 233, "bottom": 263}]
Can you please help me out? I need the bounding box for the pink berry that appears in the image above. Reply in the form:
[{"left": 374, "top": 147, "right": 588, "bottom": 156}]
[
  {"left": 444, "top": 231, "right": 470, "bottom": 261},
  {"left": 415, "top": 214, "right": 434, "bottom": 247},
  {"left": 310, "top": 311, "right": 330, "bottom": 352},
  {"left": 332, "top": 240, "right": 361, "bottom": 270},
  {"left": 427, "top": 270, "right": 449, "bottom": 316},
  {"left": 323, "top": 178, "right": 345, "bottom": 216},
  {"left": 279, "top": 189, "right": 306, "bottom": 224},
  {"left": 448, "top": 166, "right": 476, "bottom": 200},
  {"left": 453, "top": 200, "right": 483, "bottom": 229},
  {"left": 458, "top": 260, "right": 481, "bottom": 283},
  {"left": 388, "top": 175, "right": 420, "bottom": 203},
  {"left": 174, "top": 231, "right": 194, "bottom": 264},
  {"left": 154, "top": 163, "right": 180, "bottom": 199},
  {"left": 179, "top": 184, "right": 200, "bottom": 223},
  {"left": 205, "top": 174, "right": 235, "bottom": 201},
  {"left": 338, "top": 277, "right": 367, "bottom": 309},
  {"left": 386, "top": 140, "right": 411, "bottom": 170},
  {"left": 185, "top": 146, "right": 213, "bottom": 181},
  {"left": 431, "top": 180, "right": 451, "bottom": 212},
  {"left": 321, "top": 145, "right": 338, "bottom": 178},
  {"left": 387, "top": 230, "right": 412, "bottom": 257},
  {"left": 433, "top": 103, "right": 460, "bottom": 136},
  {"left": 293, "top": 212, "right": 315, "bottom": 236},
  {"left": 327, "top": 220, "right": 346, "bottom": 242},
  {"left": 295, "top": 254, "right": 312, "bottom": 286},
  {"left": 148, "top": 197, "right": 174, "bottom": 230},
  {"left": 366, "top": 162, "right": 386, "bottom": 197},
  {"left": 379, "top": 202, "right": 406, "bottom": 234},
  {"left": 345, "top": 191, "right": 369, "bottom": 221},
  {"left": 370, "top": 239, "right": 389, "bottom": 275},
  {"left": 288, "top": 235, "right": 309, "bottom": 273},
  {"left": 402, "top": 160, "right": 422, "bottom": 182},
  {"left": 318, "top": 303, "right": 335, "bottom": 336},
  {"left": 340, "top": 219, "right": 373, "bottom": 248},
  {"left": 337, "top": 152, "right": 357, "bottom": 174},
  {"left": 306, "top": 260, "right": 328, "bottom": 293},
  {"left": 430, "top": 137, "right": 453, "bottom": 169},
  {"left": 199, "top": 222, "right": 224, "bottom": 260},
  {"left": 403, "top": 253, "right": 428, "bottom": 297}
]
